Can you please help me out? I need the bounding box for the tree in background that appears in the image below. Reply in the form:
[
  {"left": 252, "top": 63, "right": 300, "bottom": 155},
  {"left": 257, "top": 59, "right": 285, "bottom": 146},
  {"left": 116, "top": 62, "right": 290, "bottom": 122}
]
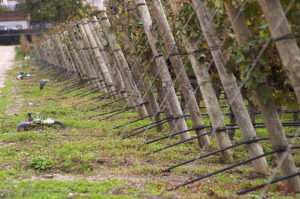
[
  {"left": 0, "top": 5, "right": 11, "bottom": 11},
  {"left": 20, "top": 0, "right": 90, "bottom": 23}
]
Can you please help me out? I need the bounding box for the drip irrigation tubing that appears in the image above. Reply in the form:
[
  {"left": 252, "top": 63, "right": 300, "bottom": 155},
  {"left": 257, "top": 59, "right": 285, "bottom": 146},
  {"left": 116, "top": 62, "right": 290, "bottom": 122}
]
[
  {"left": 146, "top": 122, "right": 300, "bottom": 146},
  {"left": 65, "top": 78, "right": 105, "bottom": 96},
  {"left": 165, "top": 134, "right": 300, "bottom": 172},
  {"left": 91, "top": 90, "right": 126, "bottom": 104},
  {"left": 99, "top": 102, "right": 149, "bottom": 121},
  {"left": 58, "top": 84, "right": 88, "bottom": 96},
  {"left": 121, "top": 115, "right": 190, "bottom": 140},
  {"left": 88, "top": 97, "right": 128, "bottom": 111},
  {"left": 90, "top": 102, "right": 148, "bottom": 119},
  {"left": 72, "top": 85, "right": 102, "bottom": 97},
  {"left": 79, "top": 86, "right": 109, "bottom": 98},
  {"left": 59, "top": 78, "right": 97, "bottom": 92},
  {"left": 167, "top": 146, "right": 300, "bottom": 191},
  {"left": 76, "top": 87, "right": 119, "bottom": 109},
  {"left": 81, "top": 88, "right": 119, "bottom": 106},
  {"left": 112, "top": 114, "right": 157, "bottom": 130},
  {"left": 236, "top": 172, "right": 300, "bottom": 195},
  {"left": 147, "top": 124, "right": 300, "bottom": 155},
  {"left": 127, "top": 116, "right": 177, "bottom": 134},
  {"left": 145, "top": 125, "right": 211, "bottom": 145}
]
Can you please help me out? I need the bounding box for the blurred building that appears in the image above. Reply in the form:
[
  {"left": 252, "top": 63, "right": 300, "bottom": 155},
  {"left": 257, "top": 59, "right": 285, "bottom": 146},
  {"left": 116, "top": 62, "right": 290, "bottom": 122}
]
[
  {"left": 0, "top": 0, "right": 19, "bottom": 10},
  {"left": 0, "top": 11, "right": 30, "bottom": 30},
  {"left": 83, "top": 0, "right": 106, "bottom": 10}
]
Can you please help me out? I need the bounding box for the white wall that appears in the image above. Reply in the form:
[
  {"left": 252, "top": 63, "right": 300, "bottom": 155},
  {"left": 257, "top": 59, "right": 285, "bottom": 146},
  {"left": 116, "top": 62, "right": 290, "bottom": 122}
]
[
  {"left": 0, "top": 0, "right": 18, "bottom": 10},
  {"left": 84, "top": 0, "right": 106, "bottom": 10},
  {"left": 0, "top": 20, "right": 27, "bottom": 29}
]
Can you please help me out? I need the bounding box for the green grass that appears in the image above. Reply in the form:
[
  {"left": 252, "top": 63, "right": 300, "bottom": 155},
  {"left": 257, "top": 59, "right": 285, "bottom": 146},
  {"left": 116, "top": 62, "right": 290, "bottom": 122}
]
[
  {"left": 0, "top": 59, "right": 299, "bottom": 198},
  {"left": 14, "top": 47, "right": 24, "bottom": 61}
]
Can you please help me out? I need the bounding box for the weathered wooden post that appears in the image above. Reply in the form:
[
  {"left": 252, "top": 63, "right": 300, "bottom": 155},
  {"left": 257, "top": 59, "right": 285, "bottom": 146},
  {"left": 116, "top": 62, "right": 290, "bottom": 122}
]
[
  {"left": 168, "top": 0, "right": 233, "bottom": 161},
  {"left": 192, "top": 0, "right": 269, "bottom": 174},
  {"left": 223, "top": 0, "right": 300, "bottom": 190},
  {"left": 98, "top": 11, "right": 148, "bottom": 117},
  {"left": 135, "top": 0, "right": 191, "bottom": 141}
]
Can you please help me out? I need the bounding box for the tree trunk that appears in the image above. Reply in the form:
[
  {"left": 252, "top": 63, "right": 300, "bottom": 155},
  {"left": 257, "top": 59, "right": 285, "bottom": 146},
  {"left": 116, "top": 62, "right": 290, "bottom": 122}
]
[{"left": 192, "top": 0, "right": 269, "bottom": 174}]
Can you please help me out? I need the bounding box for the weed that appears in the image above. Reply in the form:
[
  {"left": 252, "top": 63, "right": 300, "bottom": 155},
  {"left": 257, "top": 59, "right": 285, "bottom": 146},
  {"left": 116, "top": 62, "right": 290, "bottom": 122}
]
[{"left": 29, "top": 156, "right": 52, "bottom": 171}]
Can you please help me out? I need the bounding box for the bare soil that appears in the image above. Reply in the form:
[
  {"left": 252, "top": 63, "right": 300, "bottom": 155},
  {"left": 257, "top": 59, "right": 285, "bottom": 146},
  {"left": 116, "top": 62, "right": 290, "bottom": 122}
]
[{"left": 0, "top": 45, "right": 16, "bottom": 89}]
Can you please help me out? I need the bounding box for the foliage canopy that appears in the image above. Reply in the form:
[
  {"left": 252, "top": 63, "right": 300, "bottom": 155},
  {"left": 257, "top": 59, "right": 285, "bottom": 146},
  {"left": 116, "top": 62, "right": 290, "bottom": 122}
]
[{"left": 22, "top": 0, "right": 90, "bottom": 23}]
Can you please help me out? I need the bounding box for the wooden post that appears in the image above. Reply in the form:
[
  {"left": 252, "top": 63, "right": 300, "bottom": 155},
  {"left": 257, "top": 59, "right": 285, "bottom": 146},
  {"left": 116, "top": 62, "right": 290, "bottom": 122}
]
[
  {"left": 81, "top": 18, "right": 115, "bottom": 92},
  {"left": 135, "top": 0, "right": 191, "bottom": 141},
  {"left": 224, "top": 0, "right": 300, "bottom": 190},
  {"left": 98, "top": 11, "right": 148, "bottom": 117},
  {"left": 90, "top": 16, "right": 127, "bottom": 98},
  {"left": 118, "top": 2, "right": 162, "bottom": 126},
  {"left": 150, "top": 0, "right": 210, "bottom": 148},
  {"left": 167, "top": 0, "right": 233, "bottom": 160},
  {"left": 192, "top": 0, "right": 269, "bottom": 174},
  {"left": 78, "top": 22, "right": 107, "bottom": 91},
  {"left": 257, "top": 0, "right": 300, "bottom": 105}
]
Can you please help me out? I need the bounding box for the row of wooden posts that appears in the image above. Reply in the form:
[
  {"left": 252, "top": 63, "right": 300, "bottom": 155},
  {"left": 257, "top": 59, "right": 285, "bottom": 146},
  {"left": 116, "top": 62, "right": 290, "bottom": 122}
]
[{"left": 33, "top": 0, "right": 300, "bottom": 192}]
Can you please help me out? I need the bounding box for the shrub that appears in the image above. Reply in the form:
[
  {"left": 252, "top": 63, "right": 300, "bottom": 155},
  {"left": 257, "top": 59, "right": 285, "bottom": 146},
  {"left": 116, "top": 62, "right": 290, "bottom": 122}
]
[{"left": 20, "top": 34, "right": 31, "bottom": 56}]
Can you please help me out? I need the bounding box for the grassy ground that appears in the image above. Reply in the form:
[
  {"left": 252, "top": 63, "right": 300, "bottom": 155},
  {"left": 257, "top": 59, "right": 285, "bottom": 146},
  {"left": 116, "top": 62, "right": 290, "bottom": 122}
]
[{"left": 0, "top": 50, "right": 300, "bottom": 198}]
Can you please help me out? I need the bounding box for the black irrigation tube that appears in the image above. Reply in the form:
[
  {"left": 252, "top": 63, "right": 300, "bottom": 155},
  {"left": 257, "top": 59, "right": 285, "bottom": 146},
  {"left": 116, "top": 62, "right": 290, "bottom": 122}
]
[
  {"left": 87, "top": 90, "right": 120, "bottom": 102},
  {"left": 99, "top": 102, "right": 149, "bottom": 122},
  {"left": 55, "top": 72, "right": 83, "bottom": 84},
  {"left": 90, "top": 102, "right": 148, "bottom": 119},
  {"left": 167, "top": 146, "right": 300, "bottom": 191},
  {"left": 77, "top": 88, "right": 119, "bottom": 109},
  {"left": 145, "top": 127, "right": 234, "bottom": 155},
  {"left": 112, "top": 114, "right": 157, "bottom": 130},
  {"left": 165, "top": 134, "right": 300, "bottom": 171},
  {"left": 53, "top": 73, "right": 79, "bottom": 86},
  {"left": 127, "top": 116, "right": 178, "bottom": 134},
  {"left": 71, "top": 79, "right": 106, "bottom": 97},
  {"left": 83, "top": 90, "right": 125, "bottom": 111},
  {"left": 73, "top": 86, "right": 100, "bottom": 97},
  {"left": 88, "top": 97, "right": 128, "bottom": 112},
  {"left": 91, "top": 90, "right": 126, "bottom": 104},
  {"left": 57, "top": 78, "right": 87, "bottom": 91},
  {"left": 79, "top": 86, "right": 108, "bottom": 98},
  {"left": 58, "top": 84, "right": 88, "bottom": 96},
  {"left": 52, "top": 75, "right": 74, "bottom": 86},
  {"left": 82, "top": 88, "right": 120, "bottom": 105},
  {"left": 145, "top": 125, "right": 211, "bottom": 145},
  {"left": 146, "top": 122, "right": 300, "bottom": 146},
  {"left": 237, "top": 172, "right": 300, "bottom": 195},
  {"left": 60, "top": 79, "right": 91, "bottom": 92},
  {"left": 147, "top": 124, "right": 300, "bottom": 155},
  {"left": 53, "top": 75, "right": 78, "bottom": 87},
  {"left": 59, "top": 78, "right": 96, "bottom": 92},
  {"left": 121, "top": 115, "right": 190, "bottom": 140},
  {"left": 40, "top": 65, "right": 55, "bottom": 73}
]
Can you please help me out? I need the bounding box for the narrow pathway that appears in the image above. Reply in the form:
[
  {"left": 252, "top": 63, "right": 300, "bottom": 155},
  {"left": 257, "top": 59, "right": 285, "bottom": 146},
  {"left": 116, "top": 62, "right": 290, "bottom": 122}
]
[{"left": 0, "top": 45, "right": 16, "bottom": 89}]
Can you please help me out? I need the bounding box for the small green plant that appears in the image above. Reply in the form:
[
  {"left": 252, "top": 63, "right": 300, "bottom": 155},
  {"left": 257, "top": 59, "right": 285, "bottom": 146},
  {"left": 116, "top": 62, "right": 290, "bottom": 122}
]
[
  {"left": 30, "top": 156, "right": 52, "bottom": 171},
  {"left": 0, "top": 116, "right": 8, "bottom": 134}
]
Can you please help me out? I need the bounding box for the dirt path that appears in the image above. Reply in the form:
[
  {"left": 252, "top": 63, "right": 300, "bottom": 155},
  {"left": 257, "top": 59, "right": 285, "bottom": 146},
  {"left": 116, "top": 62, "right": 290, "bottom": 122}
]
[{"left": 0, "top": 45, "right": 16, "bottom": 89}]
